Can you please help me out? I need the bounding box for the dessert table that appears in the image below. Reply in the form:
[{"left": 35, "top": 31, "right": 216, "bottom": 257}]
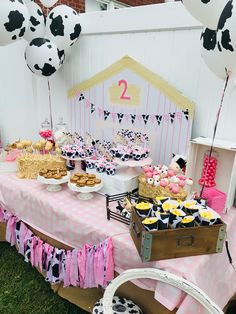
[{"left": 0, "top": 173, "right": 236, "bottom": 313}]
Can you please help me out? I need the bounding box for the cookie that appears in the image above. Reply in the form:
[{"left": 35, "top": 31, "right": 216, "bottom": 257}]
[
  {"left": 76, "top": 182, "right": 85, "bottom": 187},
  {"left": 53, "top": 174, "right": 62, "bottom": 179},
  {"left": 88, "top": 174, "right": 96, "bottom": 178},
  {"left": 94, "top": 178, "right": 101, "bottom": 184},
  {"left": 70, "top": 177, "right": 78, "bottom": 183},
  {"left": 86, "top": 180, "right": 95, "bottom": 186}
]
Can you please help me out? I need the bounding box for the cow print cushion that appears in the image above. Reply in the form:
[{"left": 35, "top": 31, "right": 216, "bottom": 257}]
[{"left": 93, "top": 296, "right": 143, "bottom": 314}]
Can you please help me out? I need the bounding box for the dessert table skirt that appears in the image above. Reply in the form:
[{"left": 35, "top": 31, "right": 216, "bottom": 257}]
[{"left": 0, "top": 173, "right": 236, "bottom": 314}]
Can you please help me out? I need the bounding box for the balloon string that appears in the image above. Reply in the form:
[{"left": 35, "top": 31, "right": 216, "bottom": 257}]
[
  {"left": 200, "top": 75, "right": 229, "bottom": 197},
  {"left": 47, "top": 78, "right": 53, "bottom": 131}
]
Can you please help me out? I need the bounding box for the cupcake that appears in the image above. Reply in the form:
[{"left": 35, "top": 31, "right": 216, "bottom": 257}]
[
  {"left": 155, "top": 197, "right": 170, "bottom": 205},
  {"left": 120, "top": 152, "right": 131, "bottom": 162},
  {"left": 86, "top": 146, "right": 95, "bottom": 156},
  {"left": 132, "top": 149, "right": 142, "bottom": 161},
  {"left": 135, "top": 202, "right": 151, "bottom": 217},
  {"left": 142, "top": 217, "right": 158, "bottom": 231},
  {"left": 85, "top": 159, "right": 95, "bottom": 169},
  {"left": 95, "top": 161, "right": 106, "bottom": 173},
  {"left": 156, "top": 212, "right": 169, "bottom": 230},
  {"left": 162, "top": 200, "right": 179, "bottom": 213},
  {"left": 187, "top": 204, "right": 205, "bottom": 224},
  {"left": 106, "top": 163, "right": 117, "bottom": 176},
  {"left": 169, "top": 208, "right": 186, "bottom": 229},
  {"left": 182, "top": 200, "right": 198, "bottom": 213},
  {"left": 199, "top": 210, "right": 219, "bottom": 226},
  {"left": 78, "top": 149, "right": 87, "bottom": 158},
  {"left": 181, "top": 215, "right": 195, "bottom": 228}
]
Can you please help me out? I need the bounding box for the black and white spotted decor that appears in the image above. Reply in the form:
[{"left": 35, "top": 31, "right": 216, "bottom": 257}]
[
  {"left": 93, "top": 296, "right": 143, "bottom": 314},
  {"left": 24, "top": 0, "right": 45, "bottom": 42},
  {"left": 0, "top": 0, "right": 29, "bottom": 46},
  {"left": 200, "top": 1, "right": 236, "bottom": 79},
  {"left": 46, "top": 4, "right": 81, "bottom": 51},
  {"left": 182, "top": 0, "right": 227, "bottom": 30},
  {"left": 24, "top": 37, "right": 65, "bottom": 77}
]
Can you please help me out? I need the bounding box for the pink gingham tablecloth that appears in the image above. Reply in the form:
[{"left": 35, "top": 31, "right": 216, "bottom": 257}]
[{"left": 0, "top": 173, "right": 236, "bottom": 313}]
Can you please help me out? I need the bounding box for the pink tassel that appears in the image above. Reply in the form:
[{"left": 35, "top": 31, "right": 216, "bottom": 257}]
[
  {"left": 6, "top": 216, "right": 17, "bottom": 246},
  {"left": 64, "top": 250, "right": 72, "bottom": 287},
  {"left": 104, "top": 238, "right": 115, "bottom": 284}
]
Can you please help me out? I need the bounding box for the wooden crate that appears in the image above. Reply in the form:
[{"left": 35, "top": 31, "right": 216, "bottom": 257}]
[
  {"left": 186, "top": 137, "right": 236, "bottom": 212},
  {"left": 130, "top": 210, "right": 226, "bottom": 262}
]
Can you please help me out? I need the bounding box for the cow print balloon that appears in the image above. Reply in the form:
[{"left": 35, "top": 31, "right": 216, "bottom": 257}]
[
  {"left": 24, "top": 1, "right": 45, "bottom": 42},
  {"left": 46, "top": 5, "right": 81, "bottom": 51},
  {"left": 0, "top": 0, "right": 29, "bottom": 46},
  {"left": 92, "top": 296, "right": 143, "bottom": 314},
  {"left": 25, "top": 38, "right": 65, "bottom": 77},
  {"left": 201, "top": 0, "right": 236, "bottom": 79},
  {"left": 182, "top": 0, "right": 227, "bottom": 30}
]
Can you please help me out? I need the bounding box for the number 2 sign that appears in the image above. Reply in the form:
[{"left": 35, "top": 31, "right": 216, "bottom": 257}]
[
  {"left": 109, "top": 79, "right": 140, "bottom": 106},
  {"left": 118, "top": 80, "right": 131, "bottom": 100}
]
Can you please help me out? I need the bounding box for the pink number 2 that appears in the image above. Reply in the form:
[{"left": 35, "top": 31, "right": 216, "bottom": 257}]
[{"left": 118, "top": 79, "right": 131, "bottom": 100}]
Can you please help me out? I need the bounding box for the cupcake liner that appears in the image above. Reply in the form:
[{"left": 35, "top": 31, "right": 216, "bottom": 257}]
[
  {"left": 135, "top": 202, "right": 152, "bottom": 218},
  {"left": 181, "top": 215, "right": 195, "bottom": 228},
  {"left": 142, "top": 217, "right": 158, "bottom": 231},
  {"left": 169, "top": 209, "right": 186, "bottom": 229},
  {"left": 156, "top": 212, "right": 169, "bottom": 230}
]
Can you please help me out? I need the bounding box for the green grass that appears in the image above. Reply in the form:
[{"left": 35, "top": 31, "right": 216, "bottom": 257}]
[{"left": 0, "top": 242, "right": 88, "bottom": 314}]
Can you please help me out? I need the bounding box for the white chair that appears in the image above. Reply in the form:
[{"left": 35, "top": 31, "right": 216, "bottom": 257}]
[{"left": 102, "top": 268, "right": 224, "bottom": 314}]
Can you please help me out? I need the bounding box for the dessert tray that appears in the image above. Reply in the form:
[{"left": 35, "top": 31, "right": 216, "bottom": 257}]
[
  {"left": 68, "top": 181, "right": 103, "bottom": 200},
  {"left": 37, "top": 171, "right": 70, "bottom": 192}
]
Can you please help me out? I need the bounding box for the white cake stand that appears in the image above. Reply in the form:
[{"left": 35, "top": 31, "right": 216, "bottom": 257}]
[
  {"left": 61, "top": 156, "right": 91, "bottom": 173},
  {"left": 37, "top": 171, "right": 70, "bottom": 192},
  {"left": 113, "top": 157, "right": 152, "bottom": 175},
  {"left": 68, "top": 181, "right": 103, "bottom": 200}
]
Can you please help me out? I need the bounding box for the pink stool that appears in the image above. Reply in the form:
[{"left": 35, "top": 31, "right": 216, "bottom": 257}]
[{"left": 202, "top": 187, "right": 226, "bottom": 214}]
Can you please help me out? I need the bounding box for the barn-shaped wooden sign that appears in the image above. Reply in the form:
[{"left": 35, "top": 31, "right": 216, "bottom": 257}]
[{"left": 68, "top": 56, "right": 194, "bottom": 165}]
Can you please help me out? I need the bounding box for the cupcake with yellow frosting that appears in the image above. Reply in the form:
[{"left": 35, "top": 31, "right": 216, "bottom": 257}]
[
  {"left": 181, "top": 215, "right": 195, "bottom": 228},
  {"left": 199, "top": 210, "right": 219, "bottom": 226},
  {"left": 182, "top": 200, "right": 198, "bottom": 213},
  {"left": 169, "top": 208, "right": 186, "bottom": 229},
  {"left": 142, "top": 217, "right": 158, "bottom": 231},
  {"left": 135, "top": 202, "right": 151, "bottom": 217},
  {"left": 161, "top": 200, "right": 179, "bottom": 213}
]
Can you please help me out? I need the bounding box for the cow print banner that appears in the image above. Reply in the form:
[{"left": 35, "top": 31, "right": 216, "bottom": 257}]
[{"left": 76, "top": 93, "right": 189, "bottom": 127}]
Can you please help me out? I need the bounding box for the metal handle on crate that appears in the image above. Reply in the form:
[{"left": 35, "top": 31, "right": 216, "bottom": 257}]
[
  {"left": 177, "top": 235, "right": 194, "bottom": 247},
  {"left": 132, "top": 222, "right": 141, "bottom": 238}
]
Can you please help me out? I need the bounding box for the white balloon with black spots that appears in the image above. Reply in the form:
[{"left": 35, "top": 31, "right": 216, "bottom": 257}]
[
  {"left": 24, "top": 0, "right": 45, "bottom": 42},
  {"left": 25, "top": 38, "right": 65, "bottom": 77},
  {"left": 93, "top": 296, "right": 143, "bottom": 314},
  {"left": 46, "top": 5, "right": 81, "bottom": 51},
  {"left": 201, "top": 1, "right": 236, "bottom": 79},
  {"left": 0, "top": 0, "right": 29, "bottom": 46},
  {"left": 182, "top": 0, "right": 227, "bottom": 30}
]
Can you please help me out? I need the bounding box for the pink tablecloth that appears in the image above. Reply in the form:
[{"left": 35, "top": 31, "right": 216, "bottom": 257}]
[{"left": 0, "top": 173, "right": 236, "bottom": 313}]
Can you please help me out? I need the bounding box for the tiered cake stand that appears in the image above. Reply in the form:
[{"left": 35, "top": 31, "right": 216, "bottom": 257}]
[
  {"left": 113, "top": 157, "right": 152, "bottom": 175},
  {"left": 37, "top": 171, "right": 70, "bottom": 192},
  {"left": 68, "top": 181, "right": 103, "bottom": 200}
]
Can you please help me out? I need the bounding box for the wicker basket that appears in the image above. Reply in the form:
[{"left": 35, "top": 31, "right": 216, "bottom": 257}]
[{"left": 138, "top": 175, "right": 187, "bottom": 201}]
